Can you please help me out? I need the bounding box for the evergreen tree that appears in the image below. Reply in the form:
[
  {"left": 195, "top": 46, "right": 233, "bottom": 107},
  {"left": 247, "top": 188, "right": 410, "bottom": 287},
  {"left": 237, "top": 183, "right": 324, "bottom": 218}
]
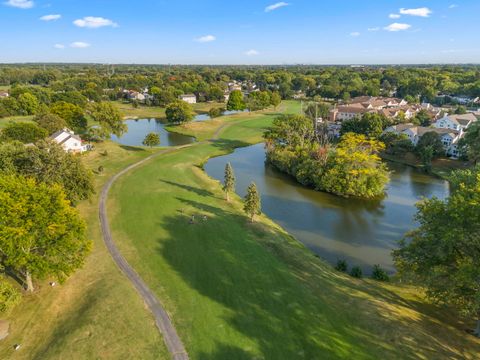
[
  {"left": 243, "top": 182, "right": 261, "bottom": 222},
  {"left": 223, "top": 162, "right": 235, "bottom": 201}
]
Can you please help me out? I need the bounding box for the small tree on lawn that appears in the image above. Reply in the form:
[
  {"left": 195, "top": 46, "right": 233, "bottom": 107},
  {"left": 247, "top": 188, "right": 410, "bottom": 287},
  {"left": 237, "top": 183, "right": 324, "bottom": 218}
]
[
  {"left": 223, "top": 162, "right": 235, "bottom": 201},
  {"left": 143, "top": 132, "right": 160, "bottom": 147},
  {"left": 243, "top": 182, "right": 261, "bottom": 222},
  {"left": 0, "top": 175, "right": 91, "bottom": 292}
]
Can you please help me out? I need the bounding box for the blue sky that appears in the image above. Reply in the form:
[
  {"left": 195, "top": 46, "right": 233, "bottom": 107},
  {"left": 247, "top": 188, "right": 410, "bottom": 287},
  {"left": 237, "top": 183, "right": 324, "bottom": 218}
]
[{"left": 0, "top": 0, "right": 479, "bottom": 64}]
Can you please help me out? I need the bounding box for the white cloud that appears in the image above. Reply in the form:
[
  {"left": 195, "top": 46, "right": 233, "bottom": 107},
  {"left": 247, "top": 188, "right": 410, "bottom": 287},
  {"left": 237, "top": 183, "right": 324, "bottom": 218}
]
[
  {"left": 54, "top": 44, "right": 65, "bottom": 49},
  {"left": 70, "top": 41, "right": 90, "bottom": 48},
  {"left": 245, "top": 49, "right": 259, "bottom": 56},
  {"left": 367, "top": 27, "right": 380, "bottom": 32},
  {"left": 399, "top": 7, "right": 432, "bottom": 17},
  {"left": 195, "top": 35, "right": 216, "bottom": 43},
  {"left": 40, "top": 14, "right": 61, "bottom": 21},
  {"left": 73, "top": 16, "right": 118, "bottom": 28},
  {"left": 350, "top": 32, "right": 360, "bottom": 37},
  {"left": 4, "top": 0, "right": 33, "bottom": 9},
  {"left": 389, "top": 13, "right": 401, "bottom": 19},
  {"left": 265, "top": 2, "right": 289, "bottom": 12},
  {"left": 449, "top": 4, "right": 458, "bottom": 9},
  {"left": 384, "top": 23, "right": 411, "bottom": 32}
]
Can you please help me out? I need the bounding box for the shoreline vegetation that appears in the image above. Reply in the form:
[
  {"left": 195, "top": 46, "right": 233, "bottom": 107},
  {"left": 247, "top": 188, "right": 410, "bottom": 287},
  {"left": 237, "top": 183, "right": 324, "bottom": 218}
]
[
  {"left": 104, "top": 103, "right": 479, "bottom": 358},
  {"left": 264, "top": 114, "right": 390, "bottom": 199}
]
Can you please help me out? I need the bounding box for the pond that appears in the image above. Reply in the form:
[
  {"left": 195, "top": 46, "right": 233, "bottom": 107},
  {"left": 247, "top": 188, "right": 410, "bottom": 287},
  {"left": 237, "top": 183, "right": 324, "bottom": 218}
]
[
  {"left": 111, "top": 119, "right": 195, "bottom": 147},
  {"left": 204, "top": 143, "right": 450, "bottom": 273}
]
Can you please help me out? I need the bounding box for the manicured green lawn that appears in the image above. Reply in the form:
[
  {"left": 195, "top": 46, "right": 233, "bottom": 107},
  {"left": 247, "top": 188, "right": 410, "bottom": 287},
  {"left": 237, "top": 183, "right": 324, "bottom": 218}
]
[
  {"left": 110, "top": 100, "right": 225, "bottom": 120},
  {"left": 109, "top": 115, "right": 480, "bottom": 359},
  {"left": 0, "top": 115, "right": 34, "bottom": 129},
  {"left": 166, "top": 100, "right": 301, "bottom": 142},
  {"left": 0, "top": 142, "right": 169, "bottom": 359}
]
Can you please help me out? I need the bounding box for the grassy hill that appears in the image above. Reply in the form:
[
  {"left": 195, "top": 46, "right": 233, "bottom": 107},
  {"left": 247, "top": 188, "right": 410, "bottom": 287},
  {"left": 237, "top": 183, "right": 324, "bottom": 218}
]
[
  {"left": 108, "top": 104, "right": 480, "bottom": 359},
  {"left": 1, "top": 101, "right": 478, "bottom": 359}
]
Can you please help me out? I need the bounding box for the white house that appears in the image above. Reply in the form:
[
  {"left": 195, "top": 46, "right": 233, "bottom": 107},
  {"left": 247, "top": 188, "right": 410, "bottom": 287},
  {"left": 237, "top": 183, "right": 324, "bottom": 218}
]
[
  {"left": 179, "top": 94, "right": 197, "bottom": 104},
  {"left": 433, "top": 113, "right": 477, "bottom": 132},
  {"left": 384, "top": 124, "right": 463, "bottom": 158},
  {"left": 0, "top": 91, "right": 9, "bottom": 98},
  {"left": 50, "top": 129, "right": 88, "bottom": 153}
]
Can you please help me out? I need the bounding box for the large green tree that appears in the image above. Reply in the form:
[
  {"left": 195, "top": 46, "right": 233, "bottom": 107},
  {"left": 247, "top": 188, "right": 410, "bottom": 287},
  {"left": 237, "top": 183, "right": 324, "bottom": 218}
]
[
  {"left": 0, "top": 175, "right": 91, "bottom": 291},
  {"left": 226, "top": 90, "right": 246, "bottom": 111},
  {"left": 460, "top": 122, "right": 480, "bottom": 164},
  {"left": 17, "top": 93, "right": 39, "bottom": 115},
  {"left": 89, "top": 102, "right": 126, "bottom": 139},
  {"left": 319, "top": 133, "right": 389, "bottom": 199},
  {"left": 165, "top": 100, "right": 194, "bottom": 124},
  {"left": 0, "top": 140, "right": 94, "bottom": 204},
  {"left": 0, "top": 122, "right": 48, "bottom": 143},
  {"left": 50, "top": 101, "right": 87, "bottom": 131},
  {"left": 34, "top": 111, "right": 67, "bottom": 134},
  {"left": 416, "top": 131, "right": 445, "bottom": 160},
  {"left": 393, "top": 166, "right": 480, "bottom": 335}
]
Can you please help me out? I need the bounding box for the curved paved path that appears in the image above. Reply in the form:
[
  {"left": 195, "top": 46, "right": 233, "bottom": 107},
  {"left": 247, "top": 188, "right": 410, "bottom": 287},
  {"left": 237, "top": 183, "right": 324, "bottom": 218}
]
[
  {"left": 98, "top": 121, "right": 232, "bottom": 360},
  {"left": 99, "top": 146, "right": 190, "bottom": 360}
]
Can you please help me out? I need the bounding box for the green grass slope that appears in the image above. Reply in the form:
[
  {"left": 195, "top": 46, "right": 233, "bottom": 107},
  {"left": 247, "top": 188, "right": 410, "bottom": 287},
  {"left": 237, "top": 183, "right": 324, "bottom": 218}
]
[
  {"left": 109, "top": 113, "right": 480, "bottom": 359},
  {"left": 0, "top": 142, "right": 169, "bottom": 360}
]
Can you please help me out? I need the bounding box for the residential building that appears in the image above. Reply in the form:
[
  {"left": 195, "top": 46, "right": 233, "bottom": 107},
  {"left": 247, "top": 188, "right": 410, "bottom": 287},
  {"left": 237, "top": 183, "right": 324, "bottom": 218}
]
[
  {"left": 0, "top": 91, "right": 9, "bottom": 98},
  {"left": 433, "top": 113, "right": 477, "bottom": 132},
  {"left": 179, "top": 94, "right": 197, "bottom": 104},
  {"left": 50, "top": 128, "right": 89, "bottom": 153}
]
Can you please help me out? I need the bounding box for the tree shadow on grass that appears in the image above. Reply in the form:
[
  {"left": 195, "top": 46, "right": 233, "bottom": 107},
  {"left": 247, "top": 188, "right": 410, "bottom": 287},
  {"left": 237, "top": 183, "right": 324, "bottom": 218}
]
[
  {"left": 158, "top": 179, "right": 216, "bottom": 198},
  {"left": 119, "top": 145, "right": 146, "bottom": 152},
  {"left": 154, "top": 196, "right": 480, "bottom": 359},
  {"left": 210, "top": 138, "right": 252, "bottom": 152}
]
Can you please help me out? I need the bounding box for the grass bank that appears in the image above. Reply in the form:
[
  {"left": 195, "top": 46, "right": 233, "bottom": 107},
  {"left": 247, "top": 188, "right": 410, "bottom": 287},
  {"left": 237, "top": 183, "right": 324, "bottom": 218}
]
[
  {"left": 0, "top": 141, "right": 169, "bottom": 359},
  {"left": 110, "top": 100, "right": 225, "bottom": 120},
  {"left": 109, "top": 110, "right": 480, "bottom": 359}
]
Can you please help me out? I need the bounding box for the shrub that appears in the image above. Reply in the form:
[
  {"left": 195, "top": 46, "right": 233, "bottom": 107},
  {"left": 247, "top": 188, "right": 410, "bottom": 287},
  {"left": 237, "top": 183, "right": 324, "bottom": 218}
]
[
  {"left": 208, "top": 107, "right": 224, "bottom": 118},
  {"left": 0, "top": 280, "right": 21, "bottom": 314},
  {"left": 371, "top": 264, "right": 390, "bottom": 282},
  {"left": 350, "top": 266, "right": 363, "bottom": 278},
  {"left": 335, "top": 259, "right": 348, "bottom": 272}
]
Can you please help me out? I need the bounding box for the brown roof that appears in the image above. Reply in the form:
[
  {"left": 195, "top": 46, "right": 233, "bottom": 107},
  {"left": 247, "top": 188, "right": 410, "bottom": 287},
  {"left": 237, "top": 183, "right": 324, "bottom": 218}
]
[{"left": 337, "top": 106, "right": 371, "bottom": 114}]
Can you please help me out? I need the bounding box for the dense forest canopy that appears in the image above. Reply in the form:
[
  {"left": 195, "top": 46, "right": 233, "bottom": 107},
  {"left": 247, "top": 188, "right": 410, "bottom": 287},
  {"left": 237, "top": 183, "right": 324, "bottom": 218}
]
[{"left": 0, "top": 64, "right": 479, "bottom": 102}]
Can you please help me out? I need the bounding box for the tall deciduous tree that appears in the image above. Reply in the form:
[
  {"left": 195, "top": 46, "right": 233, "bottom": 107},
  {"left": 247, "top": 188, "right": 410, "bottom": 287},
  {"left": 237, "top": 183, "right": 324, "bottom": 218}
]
[
  {"left": 0, "top": 175, "right": 91, "bottom": 291},
  {"left": 0, "top": 140, "right": 94, "bottom": 204},
  {"left": 270, "top": 92, "right": 282, "bottom": 110},
  {"left": 165, "top": 100, "right": 194, "bottom": 124},
  {"left": 0, "top": 122, "right": 48, "bottom": 143},
  {"left": 34, "top": 112, "right": 67, "bottom": 134},
  {"left": 142, "top": 132, "right": 160, "bottom": 147},
  {"left": 89, "top": 102, "right": 126, "bottom": 139},
  {"left": 460, "top": 122, "right": 480, "bottom": 164},
  {"left": 393, "top": 166, "right": 480, "bottom": 336},
  {"left": 243, "top": 182, "right": 261, "bottom": 222},
  {"left": 223, "top": 162, "right": 235, "bottom": 201},
  {"left": 50, "top": 101, "right": 87, "bottom": 131},
  {"left": 226, "top": 90, "right": 246, "bottom": 111}
]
